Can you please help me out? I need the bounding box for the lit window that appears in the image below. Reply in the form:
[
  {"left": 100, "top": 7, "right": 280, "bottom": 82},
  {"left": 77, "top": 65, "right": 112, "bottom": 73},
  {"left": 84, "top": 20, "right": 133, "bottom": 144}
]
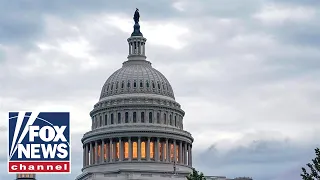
[
  {"left": 133, "top": 142, "right": 137, "bottom": 159},
  {"left": 150, "top": 141, "right": 154, "bottom": 159},
  {"left": 116, "top": 142, "right": 119, "bottom": 159},
  {"left": 141, "top": 141, "right": 146, "bottom": 158},
  {"left": 124, "top": 142, "right": 129, "bottom": 159},
  {"left": 170, "top": 143, "right": 174, "bottom": 161}
]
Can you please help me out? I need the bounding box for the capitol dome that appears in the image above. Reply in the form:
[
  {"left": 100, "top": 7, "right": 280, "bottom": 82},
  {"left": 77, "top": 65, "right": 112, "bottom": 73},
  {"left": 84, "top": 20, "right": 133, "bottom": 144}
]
[
  {"left": 76, "top": 9, "right": 194, "bottom": 180},
  {"left": 99, "top": 60, "right": 175, "bottom": 100}
]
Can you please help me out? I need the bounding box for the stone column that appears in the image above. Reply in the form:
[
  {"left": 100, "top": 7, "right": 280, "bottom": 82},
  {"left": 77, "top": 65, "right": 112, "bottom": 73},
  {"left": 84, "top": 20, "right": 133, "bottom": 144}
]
[
  {"left": 85, "top": 144, "right": 89, "bottom": 166},
  {"left": 83, "top": 145, "right": 85, "bottom": 167},
  {"left": 190, "top": 145, "right": 192, "bottom": 166},
  {"left": 89, "top": 142, "right": 93, "bottom": 165},
  {"left": 95, "top": 141, "right": 98, "bottom": 164},
  {"left": 113, "top": 140, "right": 117, "bottom": 161},
  {"left": 166, "top": 138, "right": 169, "bottom": 162},
  {"left": 155, "top": 138, "right": 159, "bottom": 161},
  {"left": 184, "top": 142, "right": 187, "bottom": 165},
  {"left": 162, "top": 141, "right": 165, "bottom": 162},
  {"left": 147, "top": 137, "right": 150, "bottom": 161},
  {"left": 119, "top": 138, "right": 123, "bottom": 161},
  {"left": 188, "top": 144, "right": 191, "bottom": 166},
  {"left": 173, "top": 140, "right": 177, "bottom": 163},
  {"left": 109, "top": 139, "right": 113, "bottom": 162},
  {"left": 138, "top": 137, "right": 141, "bottom": 161},
  {"left": 179, "top": 141, "right": 182, "bottom": 164},
  {"left": 129, "top": 137, "right": 132, "bottom": 161},
  {"left": 101, "top": 140, "right": 105, "bottom": 163}
]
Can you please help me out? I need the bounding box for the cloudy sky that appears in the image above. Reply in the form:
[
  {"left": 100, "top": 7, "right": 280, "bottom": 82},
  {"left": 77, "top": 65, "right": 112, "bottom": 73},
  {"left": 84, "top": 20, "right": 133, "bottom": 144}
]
[{"left": 1, "top": 0, "right": 320, "bottom": 180}]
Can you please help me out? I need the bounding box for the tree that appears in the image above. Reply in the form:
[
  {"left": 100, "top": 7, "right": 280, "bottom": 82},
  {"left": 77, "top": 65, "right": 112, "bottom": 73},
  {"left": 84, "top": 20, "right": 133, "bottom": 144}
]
[
  {"left": 186, "top": 168, "right": 206, "bottom": 180},
  {"left": 301, "top": 148, "right": 320, "bottom": 180}
]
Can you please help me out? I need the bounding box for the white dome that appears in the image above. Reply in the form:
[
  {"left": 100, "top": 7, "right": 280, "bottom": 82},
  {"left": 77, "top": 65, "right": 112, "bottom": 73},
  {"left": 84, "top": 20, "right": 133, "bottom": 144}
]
[{"left": 100, "top": 60, "right": 175, "bottom": 100}]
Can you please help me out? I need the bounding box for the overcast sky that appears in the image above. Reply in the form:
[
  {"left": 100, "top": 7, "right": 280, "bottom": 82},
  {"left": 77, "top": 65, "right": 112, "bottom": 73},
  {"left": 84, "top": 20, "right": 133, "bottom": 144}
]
[{"left": 1, "top": 0, "right": 320, "bottom": 180}]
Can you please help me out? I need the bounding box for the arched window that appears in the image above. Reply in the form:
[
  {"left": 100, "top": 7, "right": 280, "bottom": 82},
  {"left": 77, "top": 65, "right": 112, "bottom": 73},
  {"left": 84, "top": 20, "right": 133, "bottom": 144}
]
[
  {"left": 146, "top": 81, "right": 149, "bottom": 88},
  {"left": 164, "top": 113, "right": 167, "bottom": 124},
  {"left": 169, "top": 114, "right": 172, "bottom": 125},
  {"left": 158, "top": 82, "right": 161, "bottom": 89},
  {"left": 111, "top": 83, "right": 113, "bottom": 90},
  {"left": 141, "top": 112, "right": 145, "bottom": 123},
  {"left": 111, "top": 113, "right": 114, "bottom": 124},
  {"left": 105, "top": 114, "right": 107, "bottom": 125},
  {"left": 152, "top": 81, "right": 155, "bottom": 88},
  {"left": 149, "top": 112, "right": 153, "bottom": 123},
  {"left": 133, "top": 112, "right": 136, "bottom": 123},
  {"left": 116, "top": 82, "right": 118, "bottom": 89},
  {"left": 134, "top": 81, "right": 137, "bottom": 88},
  {"left": 121, "top": 81, "right": 124, "bottom": 88},
  {"left": 118, "top": 113, "right": 121, "bottom": 124},
  {"left": 100, "top": 116, "right": 102, "bottom": 126},
  {"left": 157, "top": 112, "right": 160, "bottom": 124},
  {"left": 125, "top": 112, "right": 129, "bottom": 123},
  {"left": 175, "top": 116, "right": 177, "bottom": 126},
  {"left": 140, "top": 81, "right": 143, "bottom": 87},
  {"left": 127, "top": 81, "right": 130, "bottom": 88}
]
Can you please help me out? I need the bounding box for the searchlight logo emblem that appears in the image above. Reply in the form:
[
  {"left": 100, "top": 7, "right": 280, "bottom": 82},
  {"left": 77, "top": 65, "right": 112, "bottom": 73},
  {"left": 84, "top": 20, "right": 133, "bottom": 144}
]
[{"left": 8, "top": 112, "right": 71, "bottom": 173}]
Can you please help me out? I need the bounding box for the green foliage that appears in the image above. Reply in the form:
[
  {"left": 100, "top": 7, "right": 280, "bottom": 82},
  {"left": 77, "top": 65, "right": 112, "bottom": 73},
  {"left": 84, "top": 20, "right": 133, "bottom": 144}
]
[
  {"left": 186, "top": 168, "right": 206, "bottom": 180},
  {"left": 301, "top": 148, "right": 320, "bottom": 180}
]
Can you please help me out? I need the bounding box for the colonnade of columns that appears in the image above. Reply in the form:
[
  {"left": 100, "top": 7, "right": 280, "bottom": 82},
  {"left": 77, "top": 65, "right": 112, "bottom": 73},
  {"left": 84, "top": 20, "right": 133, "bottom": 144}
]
[
  {"left": 82, "top": 137, "right": 192, "bottom": 168},
  {"left": 128, "top": 40, "right": 145, "bottom": 56}
]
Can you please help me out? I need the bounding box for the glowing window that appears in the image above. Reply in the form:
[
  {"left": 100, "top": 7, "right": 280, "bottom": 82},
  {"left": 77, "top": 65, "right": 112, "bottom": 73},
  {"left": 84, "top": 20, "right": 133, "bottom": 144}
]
[
  {"left": 159, "top": 143, "right": 162, "bottom": 160},
  {"left": 141, "top": 141, "right": 146, "bottom": 158},
  {"left": 170, "top": 143, "right": 174, "bottom": 161},
  {"left": 116, "top": 142, "right": 119, "bottom": 159},
  {"left": 150, "top": 141, "right": 154, "bottom": 159},
  {"left": 124, "top": 142, "right": 129, "bottom": 159},
  {"left": 133, "top": 142, "right": 138, "bottom": 159}
]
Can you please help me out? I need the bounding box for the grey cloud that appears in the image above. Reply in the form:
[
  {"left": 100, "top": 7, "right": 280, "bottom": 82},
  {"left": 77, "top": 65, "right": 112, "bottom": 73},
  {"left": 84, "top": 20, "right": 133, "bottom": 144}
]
[{"left": 193, "top": 133, "right": 320, "bottom": 180}]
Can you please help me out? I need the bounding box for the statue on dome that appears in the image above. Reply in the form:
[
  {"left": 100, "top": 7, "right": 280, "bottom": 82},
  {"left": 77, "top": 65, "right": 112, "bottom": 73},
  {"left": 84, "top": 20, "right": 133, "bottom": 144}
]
[{"left": 133, "top": 8, "right": 140, "bottom": 24}]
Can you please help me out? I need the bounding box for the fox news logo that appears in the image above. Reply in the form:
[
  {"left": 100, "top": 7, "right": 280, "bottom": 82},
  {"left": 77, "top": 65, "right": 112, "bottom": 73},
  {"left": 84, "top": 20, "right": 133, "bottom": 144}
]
[{"left": 8, "top": 112, "right": 71, "bottom": 173}]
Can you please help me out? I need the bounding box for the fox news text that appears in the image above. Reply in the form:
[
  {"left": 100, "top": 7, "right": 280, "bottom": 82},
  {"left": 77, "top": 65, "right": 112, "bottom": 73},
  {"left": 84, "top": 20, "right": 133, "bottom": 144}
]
[{"left": 8, "top": 112, "right": 71, "bottom": 173}]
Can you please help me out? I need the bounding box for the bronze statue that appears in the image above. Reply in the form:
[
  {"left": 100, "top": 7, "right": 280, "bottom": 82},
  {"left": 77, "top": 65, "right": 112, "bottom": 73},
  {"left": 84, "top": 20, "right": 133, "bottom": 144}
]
[{"left": 133, "top": 8, "right": 140, "bottom": 24}]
